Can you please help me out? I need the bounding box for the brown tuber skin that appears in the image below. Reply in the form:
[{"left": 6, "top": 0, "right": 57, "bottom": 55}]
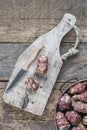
[
  {"left": 72, "top": 90, "right": 87, "bottom": 102},
  {"left": 56, "top": 81, "right": 87, "bottom": 129},
  {"left": 58, "top": 93, "right": 71, "bottom": 111},
  {"left": 65, "top": 111, "right": 81, "bottom": 125},
  {"left": 55, "top": 112, "right": 70, "bottom": 130},
  {"left": 82, "top": 115, "right": 87, "bottom": 125},
  {"left": 72, "top": 100, "right": 87, "bottom": 113},
  {"left": 69, "top": 82, "right": 87, "bottom": 94},
  {"left": 72, "top": 127, "right": 82, "bottom": 130}
]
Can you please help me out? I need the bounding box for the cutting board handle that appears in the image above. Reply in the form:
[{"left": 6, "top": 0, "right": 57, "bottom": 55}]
[{"left": 61, "top": 22, "right": 81, "bottom": 61}]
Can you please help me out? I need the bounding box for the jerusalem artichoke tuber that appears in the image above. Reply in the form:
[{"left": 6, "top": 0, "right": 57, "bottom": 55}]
[
  {"left": 69, "top": 82, "right": 87, "bottom": 94},
  {"left": 72, "top": 100, "right": 87, "bottom": 113},
  {"left": 82, "top": 115, "right": 87, "bottom": 125},
  {"left": 58, "top": 93, "right": 71, "bottom": 111},
  {"left": 55, "top": 112, "right": 70, "bottom": 130},
  {"left": 72, "top": 90, "right": 87, "bottom": 102},
  {"left": 65, "top": 111, "right": 81, "bottom": 125}
]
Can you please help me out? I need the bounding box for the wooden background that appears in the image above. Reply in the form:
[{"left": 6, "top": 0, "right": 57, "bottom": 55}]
[{"left": 0, "top": 0, "right": 87, "bottom": 129}]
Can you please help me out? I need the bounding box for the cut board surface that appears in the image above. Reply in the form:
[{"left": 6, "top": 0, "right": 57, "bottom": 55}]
[{"left": 3, "top": 14, "right": 77, "bottom": 115}]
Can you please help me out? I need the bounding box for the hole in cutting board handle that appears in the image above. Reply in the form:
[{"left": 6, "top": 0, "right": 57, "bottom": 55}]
[
  {"left": 31, "top": 101, "right": 34, "bottom": 104},
  {"left": 68, "top": 18, "right": 71, "bottom": 22}
]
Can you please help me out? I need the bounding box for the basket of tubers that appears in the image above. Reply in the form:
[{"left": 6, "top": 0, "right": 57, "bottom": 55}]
[{"left": 54, "top": 78, "right": 87, "bottom": 130}]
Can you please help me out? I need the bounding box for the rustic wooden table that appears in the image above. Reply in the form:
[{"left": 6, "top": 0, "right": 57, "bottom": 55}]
[{"left": 0, "top": 0, "right": 87, "bottom": 130}]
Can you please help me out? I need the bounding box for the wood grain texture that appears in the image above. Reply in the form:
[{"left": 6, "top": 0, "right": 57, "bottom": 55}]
[
  {"left": 0, "top": 82, "right": 79, "bottom": 130},
  {"left": 0, "top": 120, "right": 55, "bottom": 130},
  {"left": 0, "top": 43, "right": 29, "bottom": 80},
  {"left": 0, "top": 19, "right": 86, "bottom": 43},
  {"left": 0, "top": 42, "right": 87, "bottom": 81},
  {"left": 3, "top": 14, "right": 79, "bottom": 116},
  {"left": 0, "top": 0, "right": 87, "bottom": 42},
  {"left": 0, "top": 0, "right": 86, "bottom": 129},
  {"left": 0, "top": 0, "right": 86, "bottom": 20},
  {"left": 2, "top": 15, "right": 68, "bottom": 115},
  {"left": 0, "top": 82, "right": 62, "bottom": 121}
]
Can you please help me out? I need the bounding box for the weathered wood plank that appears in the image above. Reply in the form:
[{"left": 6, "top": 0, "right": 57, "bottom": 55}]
[
  {"left": 0, "top": 120, "right": 55, "bottom": 130},
  {"left": 59, "top": 42, "right": 87, "bottom": 80},
  {"left": 0, "top": 81, "right": 78, "bottom": 129},
  {"left": 0, "top": 44, "right": 29, "bottom": 80},
  {"left": 0, "top": 81, "right": 81, "bottom": 130},
  {"left": 0, "top": 82, "right": 61, "bottom": 121},
  {"left": 4, "top": 14, "right": 75, "bottom": 116},
  {"left": 0, "top": 0, "right": 87, "bottom": 42},
  {"left": 0, "top": 0, "right": 86, "bottom": 20},
  {"left": 0, "top": 18, "right": 86, "bottom": 43},
  {"left": 0, "top": 43, "right": 87, "bottom": 81}
]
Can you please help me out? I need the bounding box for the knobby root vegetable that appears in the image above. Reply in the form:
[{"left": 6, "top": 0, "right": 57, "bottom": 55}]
[
  {"left": 55, "top": 112, "right": 70, "bottom": 130},
  {"left": 69, "top": 82, "right": 87, "bottom": 94},
  {"left": 58, "top": 94, "right": 71, "bottom": 111},
  {"left": 72, "top": 90, "right": 87, "bottom": 102},
  {"left": 65, "top": 111, "right": 81, "bottom": 125},
  {"left": 72, "top": 100, "right": 87, "bottom": 113}
]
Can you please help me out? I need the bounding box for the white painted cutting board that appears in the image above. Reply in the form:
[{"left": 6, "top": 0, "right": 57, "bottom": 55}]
[{"left": 3, "top": 14, "right": 80, "bottom": 115}]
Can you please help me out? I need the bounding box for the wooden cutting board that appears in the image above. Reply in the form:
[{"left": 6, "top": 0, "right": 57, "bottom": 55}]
[{"left": 3, "top": 14, "right": 78, "bottom": 116}]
